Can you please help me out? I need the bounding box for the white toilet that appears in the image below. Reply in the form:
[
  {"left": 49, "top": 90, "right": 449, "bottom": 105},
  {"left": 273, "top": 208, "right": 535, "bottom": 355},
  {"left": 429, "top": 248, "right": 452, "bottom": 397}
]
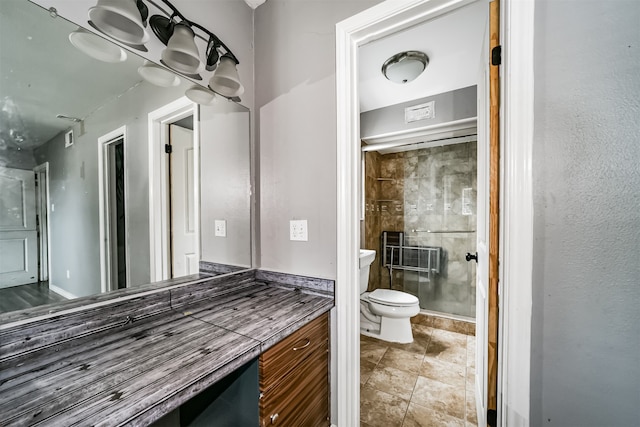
[{"left": 359, "top": 249, "right": 420, "bottom": 344}]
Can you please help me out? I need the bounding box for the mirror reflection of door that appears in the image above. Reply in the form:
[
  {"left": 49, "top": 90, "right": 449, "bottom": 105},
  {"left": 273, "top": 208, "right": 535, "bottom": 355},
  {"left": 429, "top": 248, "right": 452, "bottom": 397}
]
[
  {"left": 34, "top": 163, "right": 50, "bottom": 284},
  {"left": 0, "top": 167, "right": 38, "bottom": 288},
  {"left": 101, "top": 137, "right": 127, "bottom": 291},
  {"left": 168, "top": 119, "right": 197, "bottom": 279}
]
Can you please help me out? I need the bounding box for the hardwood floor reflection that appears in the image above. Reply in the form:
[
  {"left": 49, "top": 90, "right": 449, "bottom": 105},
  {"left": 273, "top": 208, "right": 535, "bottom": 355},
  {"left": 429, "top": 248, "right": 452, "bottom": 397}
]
[{"left": 0, "top": 282, "right": 66, "bottom": 314}]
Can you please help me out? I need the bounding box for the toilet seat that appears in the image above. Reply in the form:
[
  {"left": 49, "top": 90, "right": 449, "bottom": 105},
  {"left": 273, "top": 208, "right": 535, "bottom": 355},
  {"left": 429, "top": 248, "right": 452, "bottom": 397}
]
[{"left": 369, "top": 289, "right": 419, "bottom": 307}]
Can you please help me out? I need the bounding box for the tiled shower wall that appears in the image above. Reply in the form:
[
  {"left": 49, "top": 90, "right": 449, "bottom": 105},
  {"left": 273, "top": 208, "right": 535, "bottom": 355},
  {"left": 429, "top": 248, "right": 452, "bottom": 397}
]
[
  {"left": 364, "top": 151, "right": 408, "bottom": 291},
  {"left": 363, "top": 141, "right": 477, "bottom": 318},
  {"left": 363, "top": 150, "right": 382, "bottom": 291}
]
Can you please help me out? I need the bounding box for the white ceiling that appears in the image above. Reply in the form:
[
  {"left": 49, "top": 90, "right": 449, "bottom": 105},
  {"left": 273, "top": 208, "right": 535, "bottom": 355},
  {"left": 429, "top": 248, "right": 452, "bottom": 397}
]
[
  {"left": 358, "top": 1, "right": 488, "bottom": 113},
  {"left": 0, "top": 0, "right": 144, "bottom": 150}
]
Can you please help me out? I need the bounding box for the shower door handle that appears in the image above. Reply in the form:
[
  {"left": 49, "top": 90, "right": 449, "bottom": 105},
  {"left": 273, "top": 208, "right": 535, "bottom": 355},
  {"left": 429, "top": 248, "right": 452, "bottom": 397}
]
[{"left": 465, "top": 252, "right": 478, "bottom": 263}]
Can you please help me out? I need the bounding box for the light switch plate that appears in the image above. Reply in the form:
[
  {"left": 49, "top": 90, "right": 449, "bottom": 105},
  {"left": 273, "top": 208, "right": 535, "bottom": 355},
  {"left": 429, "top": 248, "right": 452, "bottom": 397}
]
[
  {"left": 214, "top": 220, "right": 227, "bottom": 237},
  {"left": 290, "top": 220, "right": 308, "bottom": 241}
]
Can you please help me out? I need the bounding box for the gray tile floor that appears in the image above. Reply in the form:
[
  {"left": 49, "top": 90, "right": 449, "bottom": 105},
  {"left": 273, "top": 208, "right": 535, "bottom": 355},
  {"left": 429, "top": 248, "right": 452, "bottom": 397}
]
[{"left": 360, "top": 318, "right": 477, "bottom": 427}]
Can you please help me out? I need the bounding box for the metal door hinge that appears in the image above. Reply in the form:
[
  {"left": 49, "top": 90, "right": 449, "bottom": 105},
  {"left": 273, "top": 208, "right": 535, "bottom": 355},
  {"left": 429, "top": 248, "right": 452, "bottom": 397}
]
[
  {"left": 488, "top": 409, "right": 497, "bottom": 426},
  {"left": 491, "top": 45, "right": 502, "bottom": 66},
  {"left": 164, "top": 144, "right": 172, "bottom": 154}
]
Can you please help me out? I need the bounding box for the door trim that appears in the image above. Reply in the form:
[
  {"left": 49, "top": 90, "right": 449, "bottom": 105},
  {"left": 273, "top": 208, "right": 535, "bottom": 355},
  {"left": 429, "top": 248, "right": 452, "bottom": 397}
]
[
  {"left": 98, "top": 126, "right": 129, "bottom": 293},
  {"left": 497, "top": 0, "right": 534, "bottom": 425},
  {"left": 148, "top": 97, "right": 200, "bottom": 282},
  {"left": 33, "top": 162, "right": 51, "bottom": 284}
]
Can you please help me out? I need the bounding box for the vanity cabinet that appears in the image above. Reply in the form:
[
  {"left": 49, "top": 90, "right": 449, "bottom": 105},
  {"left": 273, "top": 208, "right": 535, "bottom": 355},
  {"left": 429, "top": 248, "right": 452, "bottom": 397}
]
[{"left": 259, "top": 313, "right": 329, "bottom": 427}]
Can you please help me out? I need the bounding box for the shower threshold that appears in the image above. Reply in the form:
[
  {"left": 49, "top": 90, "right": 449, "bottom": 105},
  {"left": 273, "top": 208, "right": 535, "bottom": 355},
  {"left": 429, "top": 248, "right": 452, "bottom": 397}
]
[{"left": 419, "top": 308, "right": 475, "bottom": 324}]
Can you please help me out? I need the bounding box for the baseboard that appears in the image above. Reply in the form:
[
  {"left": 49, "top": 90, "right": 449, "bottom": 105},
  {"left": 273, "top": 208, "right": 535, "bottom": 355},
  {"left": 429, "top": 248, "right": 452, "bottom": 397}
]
[{"left": 49, "top": 284, "right": 79, "bottom": 300}]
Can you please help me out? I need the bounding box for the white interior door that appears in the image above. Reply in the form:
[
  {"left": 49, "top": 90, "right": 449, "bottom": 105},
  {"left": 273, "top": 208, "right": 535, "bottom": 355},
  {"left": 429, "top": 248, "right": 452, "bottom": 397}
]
[
  {"left": 475, "top": 19, "right": 491, "bottom": 427},
  {"left": 0, "top": 167, "right": 38, "bottom": 288},
  {"left": 170, "top": 124, "right": 197, "bottom": 278}
]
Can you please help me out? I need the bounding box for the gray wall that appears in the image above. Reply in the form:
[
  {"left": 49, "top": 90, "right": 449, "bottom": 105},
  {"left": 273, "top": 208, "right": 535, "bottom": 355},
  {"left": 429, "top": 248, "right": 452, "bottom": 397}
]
[
  {"left": 531, "top": 1, "right": 640, "bottom": 425},
  {"left": 35, "top": 80, "right": 194, "bottom": 298},
  {"left": 255, "top": 0, "right": 382, "bottom": 279},
  {"left": 200, "top": 103, "right": 252, "bottom": 268},
  {"left": 360, "top": 86, "right": 477, "bottom": 139}
]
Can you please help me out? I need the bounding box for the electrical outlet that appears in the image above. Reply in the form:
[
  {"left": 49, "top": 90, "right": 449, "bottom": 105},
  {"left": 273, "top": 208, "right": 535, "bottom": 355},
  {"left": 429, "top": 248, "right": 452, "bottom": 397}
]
[
  {"left": 214, "top": 220, "right": 227, "bottom": 237},
  {"left": 289, "top": 220, "right": 308, "bottom": 241}
]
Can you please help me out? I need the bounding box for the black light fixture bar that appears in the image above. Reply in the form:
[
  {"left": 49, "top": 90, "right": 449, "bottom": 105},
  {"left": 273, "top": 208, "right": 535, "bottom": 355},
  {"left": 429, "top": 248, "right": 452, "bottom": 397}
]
[{"left": 146, "top": 0, "right": 239, "bottom": 65}]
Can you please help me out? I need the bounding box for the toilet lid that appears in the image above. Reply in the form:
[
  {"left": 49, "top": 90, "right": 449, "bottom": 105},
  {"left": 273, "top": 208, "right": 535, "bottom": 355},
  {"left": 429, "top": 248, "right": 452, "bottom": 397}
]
[{"left": 369, "top": 289, "right": 419, "bottom": 307}]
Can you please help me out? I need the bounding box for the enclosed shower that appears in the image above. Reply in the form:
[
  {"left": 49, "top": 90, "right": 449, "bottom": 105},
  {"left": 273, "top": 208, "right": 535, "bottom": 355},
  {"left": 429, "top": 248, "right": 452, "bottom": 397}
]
[{"left": 363, "top": 138, "right": 477, "bottom": 319}]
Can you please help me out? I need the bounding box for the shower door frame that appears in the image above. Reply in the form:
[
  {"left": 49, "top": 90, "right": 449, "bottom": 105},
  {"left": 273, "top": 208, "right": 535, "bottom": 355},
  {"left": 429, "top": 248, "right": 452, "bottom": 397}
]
[{"left": 335, "top": 0, "right": 535, "bottom": 426}]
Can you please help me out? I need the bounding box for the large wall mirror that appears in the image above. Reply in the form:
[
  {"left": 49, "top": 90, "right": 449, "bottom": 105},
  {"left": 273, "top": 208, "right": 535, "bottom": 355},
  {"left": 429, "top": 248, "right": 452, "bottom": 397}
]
[{"left": 0, "top": 0, "right": 252, "bottom": 315}]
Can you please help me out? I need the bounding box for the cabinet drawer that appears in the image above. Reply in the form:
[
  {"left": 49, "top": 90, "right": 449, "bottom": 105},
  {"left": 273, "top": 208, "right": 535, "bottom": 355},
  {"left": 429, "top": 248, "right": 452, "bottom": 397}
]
[
  {"left": 260, "top": 343, "right": 329, "bottom": 427},
  {"left": 260, "top": 313, "right": 328, "bottom": 390}
]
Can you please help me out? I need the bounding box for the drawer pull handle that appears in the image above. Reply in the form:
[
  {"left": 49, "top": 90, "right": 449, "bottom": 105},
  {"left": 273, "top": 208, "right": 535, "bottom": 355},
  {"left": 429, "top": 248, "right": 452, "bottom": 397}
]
[
  {"left": 270, "top": 413, "right": 279, "bottom": 424},
  {"left": 292, "top": 338, "right": 311, "bottom": 351}
]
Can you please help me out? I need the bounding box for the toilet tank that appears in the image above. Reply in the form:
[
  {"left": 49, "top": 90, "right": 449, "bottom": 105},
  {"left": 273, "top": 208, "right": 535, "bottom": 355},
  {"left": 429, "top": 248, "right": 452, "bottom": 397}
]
[{"left": 359, "top": 249, "right": 376, "bottom": 294}]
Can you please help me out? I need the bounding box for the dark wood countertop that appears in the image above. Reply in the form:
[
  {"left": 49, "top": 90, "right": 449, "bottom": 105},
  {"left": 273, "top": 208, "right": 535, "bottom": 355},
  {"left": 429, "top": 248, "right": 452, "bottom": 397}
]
[{"left": 0, "top": 277, "right": 333, "bottom": 426}]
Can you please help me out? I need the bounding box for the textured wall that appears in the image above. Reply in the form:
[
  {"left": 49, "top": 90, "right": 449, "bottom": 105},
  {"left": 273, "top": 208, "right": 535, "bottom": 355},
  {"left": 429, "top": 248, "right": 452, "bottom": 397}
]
[{"left": 531, "top": 1, "right": 640, "bottom": 425}]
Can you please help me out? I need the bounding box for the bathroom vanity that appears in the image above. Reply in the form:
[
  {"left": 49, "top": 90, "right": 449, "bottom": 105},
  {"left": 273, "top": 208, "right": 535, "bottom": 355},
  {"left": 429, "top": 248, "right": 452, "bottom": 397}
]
[{"left": 0, "top": 270, "right": 333, "bottom": 426}]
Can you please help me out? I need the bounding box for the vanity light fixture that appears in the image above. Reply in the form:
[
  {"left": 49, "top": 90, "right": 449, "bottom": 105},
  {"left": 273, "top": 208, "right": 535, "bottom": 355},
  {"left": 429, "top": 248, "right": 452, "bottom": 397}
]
[
  {"left": 185, "top": 85, "right": 217, "bottom": 106},
  {"left": 160, "top": 23, "right": 202, "bottom": 75},
  {"left": 209, "top": 54, "right": 244, "bottom": 97},
  {"left": 69, "top": 28, "right": 127, "bottom": 63},
  {"left": 88, "top": 0, "right": 149, "bottom": 46},
  {"left": 85, "top": 0, "right": 244, "bottom": 101},
  {"left": 138, "top": 61, "right": 180, "bottom": 87},
  {"left": 382, "top": 51, "right": 429, "bottom": 84}
]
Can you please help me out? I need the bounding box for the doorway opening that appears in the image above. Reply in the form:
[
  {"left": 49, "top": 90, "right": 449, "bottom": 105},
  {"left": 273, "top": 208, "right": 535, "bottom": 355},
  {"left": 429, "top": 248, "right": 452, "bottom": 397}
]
[
  {"left": 334, "top": 0, "right": 512, "bottom": 425},
  {"left": 360, "top": 125, "right": 483, "bottom": 424},
  {"left": 337, "top": 1, "right": 534, "bottom": 425},
  {"left": 34, "top": 162, "right": 50, "bottom": 285},
  {"left": 167, "top": 117, "right": 197, "bottom": 278},
  {"left": 355, "top": 0, "right": 490, "bottom": 423},
  {"left": 99, "top": 127, "right": 128, "bottom": 292},
  {"left": 148, "top": 98, "right": 200, "bottom": 282}
]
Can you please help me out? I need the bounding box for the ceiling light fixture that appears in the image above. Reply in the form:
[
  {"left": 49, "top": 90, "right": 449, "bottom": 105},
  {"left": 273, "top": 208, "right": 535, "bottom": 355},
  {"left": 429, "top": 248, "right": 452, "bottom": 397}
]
[
  {"left": 85, "top": 0, "right": 243, "bottom": 103},
  {"left": 185, "top": 85, "right": 216, "bottom": 106},
  {"left": 138, "top": 61, "right": 181, "bottom": 87},
  {"left": 382, "top": 51, "right": 429, "bottom": 84},
  {"left": 161, "top": 23, "right": 202, "bottom": 75},
  {"left": 88, "top": 0, "right": 149, "bottom": 46},
  {"left": 209, "top": 54, "right": 244, "bottom": 98}
]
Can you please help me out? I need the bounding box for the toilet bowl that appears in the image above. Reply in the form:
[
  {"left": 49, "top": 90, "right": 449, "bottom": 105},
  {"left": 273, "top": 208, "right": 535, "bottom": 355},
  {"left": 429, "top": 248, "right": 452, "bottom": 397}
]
[{"left": 359, "top": 249, "right": 420, "bottom": 344}]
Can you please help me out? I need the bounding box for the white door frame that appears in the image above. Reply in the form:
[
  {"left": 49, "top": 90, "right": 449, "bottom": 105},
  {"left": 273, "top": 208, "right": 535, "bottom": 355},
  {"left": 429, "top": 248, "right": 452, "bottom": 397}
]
[
  {"left": 98, "top": 126, "right": 129, "bottom": 293},
  {"left": 497, "top": 0, "right": 534, "bottom": 425},
  {"left": 335, "top": 0, "right": 534, "bottom": 425},
  {"left": 148, "top": 97, "right": 200, "bottom": 282},
  {"left": 33, "top": 162, "right": 51, "bottom": 284}
]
